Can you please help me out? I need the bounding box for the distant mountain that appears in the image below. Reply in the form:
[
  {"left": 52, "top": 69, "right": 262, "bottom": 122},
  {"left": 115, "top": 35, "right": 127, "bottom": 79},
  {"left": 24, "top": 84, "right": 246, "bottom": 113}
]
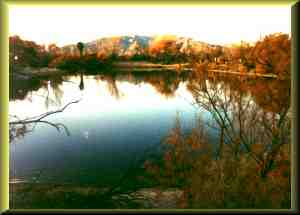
[
  {"left": 60, "top": 35, "right": 219, "bottom": 58},
  {"left": 60, "top": 35, "right": 151, "bottom": 57}
]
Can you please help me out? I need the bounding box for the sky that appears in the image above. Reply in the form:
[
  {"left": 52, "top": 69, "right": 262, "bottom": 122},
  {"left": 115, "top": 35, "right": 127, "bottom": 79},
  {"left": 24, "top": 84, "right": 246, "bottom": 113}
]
[{"left": 9, "top": 5, "right": 291, "bottom": 47}]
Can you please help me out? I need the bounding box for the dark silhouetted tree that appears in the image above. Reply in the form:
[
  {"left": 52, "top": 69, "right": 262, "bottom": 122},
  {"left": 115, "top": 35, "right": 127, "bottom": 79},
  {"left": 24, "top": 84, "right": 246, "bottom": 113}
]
[{"left": 77, "top": 42, "right": 85, "bottom": 58}]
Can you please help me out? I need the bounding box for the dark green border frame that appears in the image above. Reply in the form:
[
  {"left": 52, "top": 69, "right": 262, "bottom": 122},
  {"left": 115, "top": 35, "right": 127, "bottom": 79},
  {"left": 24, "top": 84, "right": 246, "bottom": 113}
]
[{"left": 0, "top": 0, "right": 298, "bottom": 213}]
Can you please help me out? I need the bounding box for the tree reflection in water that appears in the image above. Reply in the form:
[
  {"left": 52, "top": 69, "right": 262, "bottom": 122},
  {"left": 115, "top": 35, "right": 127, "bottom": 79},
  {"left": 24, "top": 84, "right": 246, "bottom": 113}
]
[
  {"left": 187, "top": 73, "right": 290, "bottom": 176},
  {"left": 79, "top": 71, "right": 85, "bottom": 91},
  {"left": 90, "top": 71, "right": 187, "bottom": 100},
  {"left": 9, "top": 71, "right": 291, "bottom": 208},
  {"left": 10, "top": 76, "right": 74, "bottom": 143},
  {"left": 105, "top": 75, "right": 123, "bottom": 100}
]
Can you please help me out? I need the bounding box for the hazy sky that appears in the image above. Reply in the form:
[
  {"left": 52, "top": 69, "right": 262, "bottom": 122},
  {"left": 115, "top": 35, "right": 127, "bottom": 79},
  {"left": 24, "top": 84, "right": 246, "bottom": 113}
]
[{"left": 9, "top": 5, "right": 291, "bottom": 47}]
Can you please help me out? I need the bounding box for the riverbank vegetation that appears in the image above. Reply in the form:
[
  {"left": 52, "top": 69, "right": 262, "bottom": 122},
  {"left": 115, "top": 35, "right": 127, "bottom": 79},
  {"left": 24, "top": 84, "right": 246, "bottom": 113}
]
[{"left": 144, "top": 115, "right": 290, "bottom": 208}]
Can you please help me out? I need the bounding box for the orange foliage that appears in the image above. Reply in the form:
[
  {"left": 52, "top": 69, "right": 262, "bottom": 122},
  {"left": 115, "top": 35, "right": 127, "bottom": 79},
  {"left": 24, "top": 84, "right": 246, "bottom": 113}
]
[
  {"left": 48, "top": 43, "right": 61, "bottom": 56},
  {"left": 149, "top": 35, "right": 178, "bottom": 56},
  {"left": 96, "top": 50, "right": 109, "bottom": 60},
  {"left": 238, "top": 64, "right": 248, "bottom": 73},
  {"left": 255, "top": 63, "right": 267, "bottom": 74},
  {"left": 249, "top": 33, "right": 291, "bottom": 76},
  {"left": 144, "top": 114, "right": 290, "bottom": 208}
]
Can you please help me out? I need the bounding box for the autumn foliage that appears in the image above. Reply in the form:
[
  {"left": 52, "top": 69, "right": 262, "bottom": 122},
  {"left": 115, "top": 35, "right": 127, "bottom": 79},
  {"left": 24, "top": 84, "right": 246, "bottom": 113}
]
[
  {"left": 9, "top": 35, "right": 53, "bottom": 70},
  {"left": 9, "top": 33, "right": 291, "bottom": 78},
  {"left": 248, "top": 33, "right": 291, "bottom": 77},
  {"left": 148, "top": 35, "right": 188, "bottom": 64},
  {"left": 196, "top": 33, "right": 291, "bottom": 79},
  {"left": 144, "top": 115, "right": 290, "bottom": 209},
  {"left": 149, "top": 35, "right": 178, "bottom": 56}
]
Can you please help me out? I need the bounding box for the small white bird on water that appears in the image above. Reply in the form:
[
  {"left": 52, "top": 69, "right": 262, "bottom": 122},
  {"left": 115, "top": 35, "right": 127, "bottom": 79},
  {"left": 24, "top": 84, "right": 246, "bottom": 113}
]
[{"left": 83, "top": 131, "right": 89, "bottom": 140}]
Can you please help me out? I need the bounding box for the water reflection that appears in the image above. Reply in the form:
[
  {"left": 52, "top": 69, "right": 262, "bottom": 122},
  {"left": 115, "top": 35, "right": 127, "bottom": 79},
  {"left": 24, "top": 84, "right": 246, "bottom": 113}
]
[
  {"left": 186, "top": 72, "right": 290, "bottom": 162},
  {"left": 143, "top": 72, "right": 290, "bottom": 208},
  {"left": 79, "top": 71, "right": 85, "bottom": 91},
  {"left": 9, "top": 71, "right": 197, "bottom": 189},
  {"left": 10, "top": 71, "right": 290, "bottom": 148},
  {"left": 103, "top": 74, "right": 123, "bottom": 100},
  {"left": 10, "top": 71, "right": 191, "bottom": 105},
  {"left": 9, "top": 70, "right": 290, "bottom": 209}
]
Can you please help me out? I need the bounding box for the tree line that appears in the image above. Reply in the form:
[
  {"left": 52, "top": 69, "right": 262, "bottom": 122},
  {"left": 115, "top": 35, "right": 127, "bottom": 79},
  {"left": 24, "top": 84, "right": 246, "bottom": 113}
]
[{"left": 9, "top": 33, "right": 290, "bottom": 77}]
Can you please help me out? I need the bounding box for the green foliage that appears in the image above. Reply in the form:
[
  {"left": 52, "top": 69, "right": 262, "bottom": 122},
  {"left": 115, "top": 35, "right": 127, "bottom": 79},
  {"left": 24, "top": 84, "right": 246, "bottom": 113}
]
[
  {"left": 129, "top": 53, "right": 150, "bottom": 61},
  {"left": 56, "top": 55, "right": 111, "bottom": 72},
  {"left": 83, "top": 56, "right": 108, "bottom": 71},
  {"left": 56, "top": 58, "right": 82, "bottom": 72}
]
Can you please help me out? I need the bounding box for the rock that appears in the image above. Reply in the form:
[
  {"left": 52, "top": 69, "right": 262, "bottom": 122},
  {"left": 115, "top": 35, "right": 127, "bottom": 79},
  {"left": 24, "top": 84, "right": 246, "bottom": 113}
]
[{"left": 131, "top": 188, "right": 184, "bottom": 208}]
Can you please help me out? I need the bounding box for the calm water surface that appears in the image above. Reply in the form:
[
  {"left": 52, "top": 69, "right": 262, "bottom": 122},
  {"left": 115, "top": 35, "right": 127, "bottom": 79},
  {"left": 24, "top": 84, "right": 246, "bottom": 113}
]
[
  {"left": 10, "top": 71, "right": 288, "bottom": 187},
  {"left": 9, "top": 72, "right": 203, "bottom": 185}
]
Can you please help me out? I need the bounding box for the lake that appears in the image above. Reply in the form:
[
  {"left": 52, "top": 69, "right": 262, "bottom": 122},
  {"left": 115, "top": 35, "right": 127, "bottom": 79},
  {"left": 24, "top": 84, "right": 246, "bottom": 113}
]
[
  {"left": 9, "top": 70, "right": 291, "bottom": 208},
  {"left": 9, "top": 71, "right": 199, "bottom": 185}
]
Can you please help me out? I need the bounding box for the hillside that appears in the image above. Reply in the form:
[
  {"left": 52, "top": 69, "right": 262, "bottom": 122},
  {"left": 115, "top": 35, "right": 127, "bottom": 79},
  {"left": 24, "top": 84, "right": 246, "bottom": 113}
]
[{"left": 60, "top": 35, "right": 219, "bottom": 59}]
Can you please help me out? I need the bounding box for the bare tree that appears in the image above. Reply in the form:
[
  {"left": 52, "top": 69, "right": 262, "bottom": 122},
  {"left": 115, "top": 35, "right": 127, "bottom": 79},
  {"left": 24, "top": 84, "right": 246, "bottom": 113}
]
[{"left": 187, "top": 73, "right": 290, "bottom": 178}]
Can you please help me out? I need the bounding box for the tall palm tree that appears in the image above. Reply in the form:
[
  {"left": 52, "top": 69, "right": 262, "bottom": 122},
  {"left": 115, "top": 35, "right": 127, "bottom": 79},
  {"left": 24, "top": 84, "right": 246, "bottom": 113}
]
[
  {"left": 77, "top": 42, "right": 85, "bottom": 90},
  {"left": 77, "top": 42, "right": 84, "bottom": 58}
]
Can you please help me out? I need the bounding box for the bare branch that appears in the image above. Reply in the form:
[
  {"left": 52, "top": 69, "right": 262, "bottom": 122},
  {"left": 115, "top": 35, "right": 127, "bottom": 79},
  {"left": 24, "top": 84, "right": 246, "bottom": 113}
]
[{"left": 9, "top": 99, "right": 81, "bottom": 125}]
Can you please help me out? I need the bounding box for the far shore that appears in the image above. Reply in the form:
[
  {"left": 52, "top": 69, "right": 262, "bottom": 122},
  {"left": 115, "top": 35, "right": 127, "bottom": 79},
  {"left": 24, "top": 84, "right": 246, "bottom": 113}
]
[
  {"left": 11, "top": 61, "right": 284, "bottom": 80},
  {"left": 11, "top": 61, "right": 191, "bottom": 79}
]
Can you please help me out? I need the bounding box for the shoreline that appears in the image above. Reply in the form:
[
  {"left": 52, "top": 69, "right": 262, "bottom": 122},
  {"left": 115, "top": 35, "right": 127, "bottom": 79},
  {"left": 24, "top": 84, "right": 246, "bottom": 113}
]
[{"left": 11, "top": 61, "right": 286, "bottom": 80}]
